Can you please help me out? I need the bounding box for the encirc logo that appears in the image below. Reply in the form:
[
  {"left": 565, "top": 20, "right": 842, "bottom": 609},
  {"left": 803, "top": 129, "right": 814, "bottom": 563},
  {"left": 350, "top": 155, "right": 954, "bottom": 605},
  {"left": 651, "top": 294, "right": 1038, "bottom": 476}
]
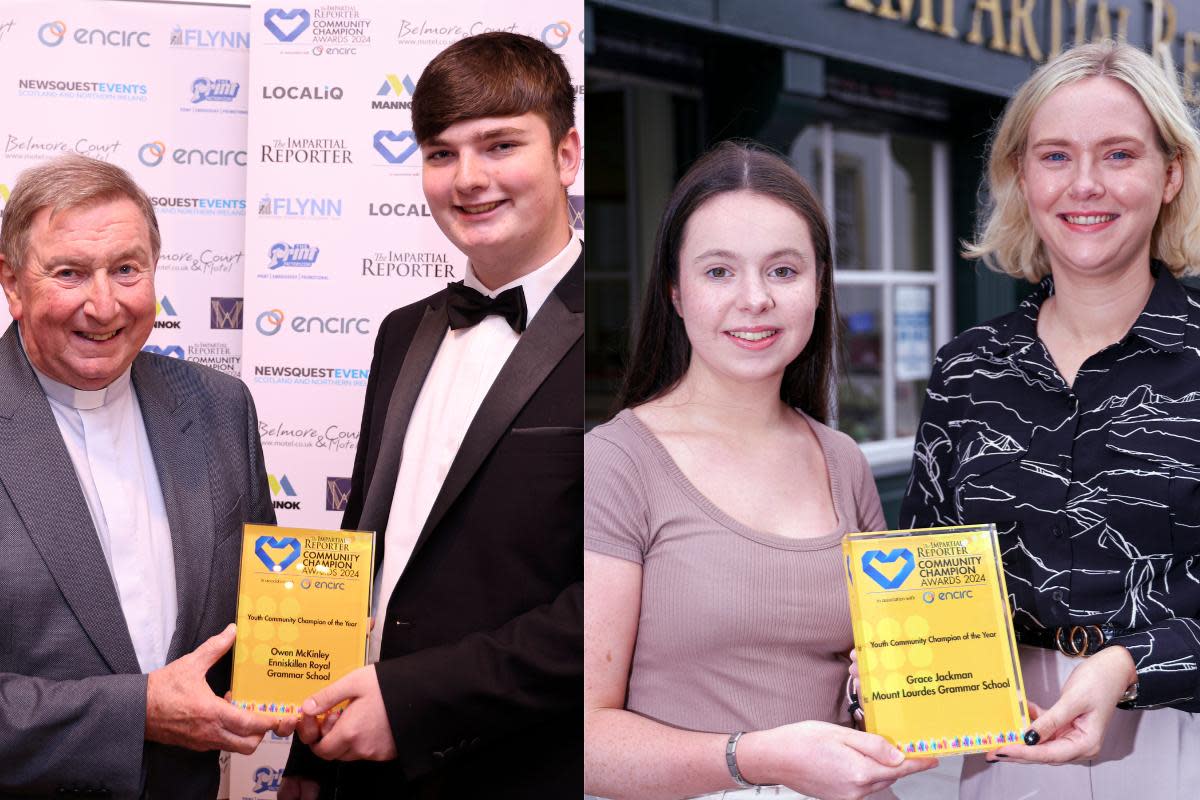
[
  {"left": 257, "top": 308, "right": 285, "bottom": 336},
  {"left": 38, "top": 20, "right": 67, "bottom": 47},
  {"left": 541, "top": 20, "right": 572, "bottom": 49},
  {"left": 922, "top": 591, "right": 936, "bottom": 604},
  {"left": 139, "top": 140, "right": 166, "bottom": 167}
]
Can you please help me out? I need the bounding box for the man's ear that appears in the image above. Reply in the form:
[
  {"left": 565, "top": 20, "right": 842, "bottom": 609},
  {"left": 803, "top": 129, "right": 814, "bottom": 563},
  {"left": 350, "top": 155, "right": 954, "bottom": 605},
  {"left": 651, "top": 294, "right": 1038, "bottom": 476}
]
[
  {"left": 556, "top": 127, "right": 582, "bottom": 189},
  {"left": 0, "top": 255, "right": 23, "bottom": 322}
]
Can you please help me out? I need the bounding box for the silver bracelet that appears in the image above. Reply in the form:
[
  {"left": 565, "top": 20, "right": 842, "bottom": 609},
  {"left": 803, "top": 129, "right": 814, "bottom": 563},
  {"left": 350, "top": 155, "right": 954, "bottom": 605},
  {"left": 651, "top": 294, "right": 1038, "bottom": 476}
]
[{"left": 725, "top": 731, "right": 760, "bottom": 789}]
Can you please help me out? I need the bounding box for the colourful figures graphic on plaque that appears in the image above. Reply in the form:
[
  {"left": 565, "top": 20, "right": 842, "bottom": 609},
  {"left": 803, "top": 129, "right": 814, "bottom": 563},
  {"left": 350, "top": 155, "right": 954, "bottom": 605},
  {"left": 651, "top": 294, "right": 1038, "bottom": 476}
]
[
  {"left": 231, "top": 524, "right": 375, "bottom": 718},
  {"left": 844, "top": 524, "right": 1029, "bottom": 758}
]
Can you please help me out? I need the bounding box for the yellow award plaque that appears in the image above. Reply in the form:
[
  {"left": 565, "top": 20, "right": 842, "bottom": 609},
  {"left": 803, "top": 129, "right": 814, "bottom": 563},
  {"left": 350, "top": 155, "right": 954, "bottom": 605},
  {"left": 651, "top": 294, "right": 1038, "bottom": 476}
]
[
  {"left": 843, "top": 524, "right": 1028, "bottom": 757},
  {"left": 231, "top": 524, "right": 375, "bottom": 718}
]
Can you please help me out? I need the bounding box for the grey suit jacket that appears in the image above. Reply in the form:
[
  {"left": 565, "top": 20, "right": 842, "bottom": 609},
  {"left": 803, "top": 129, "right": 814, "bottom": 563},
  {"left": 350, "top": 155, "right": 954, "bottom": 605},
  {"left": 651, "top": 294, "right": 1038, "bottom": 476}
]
[{"left": 0, "top": 323, "right": 275, "bottom": 799}]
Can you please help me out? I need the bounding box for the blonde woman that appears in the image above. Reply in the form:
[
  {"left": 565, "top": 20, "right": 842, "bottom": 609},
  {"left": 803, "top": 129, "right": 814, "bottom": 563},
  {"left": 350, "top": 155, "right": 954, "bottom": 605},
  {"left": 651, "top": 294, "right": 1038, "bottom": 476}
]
[{"left": 902, "top": 40, "right": 1200, "bottom": 798}]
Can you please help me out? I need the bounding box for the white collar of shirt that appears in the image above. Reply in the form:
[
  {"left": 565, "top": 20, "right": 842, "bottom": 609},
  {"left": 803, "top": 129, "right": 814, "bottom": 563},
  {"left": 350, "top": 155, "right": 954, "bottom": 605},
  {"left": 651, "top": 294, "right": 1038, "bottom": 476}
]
[
  {"left": 462, "top": 233, "right": 581, "bottom": 325},
  {"left": 18, "top": 326, "right": 133, "bottom": 409}
]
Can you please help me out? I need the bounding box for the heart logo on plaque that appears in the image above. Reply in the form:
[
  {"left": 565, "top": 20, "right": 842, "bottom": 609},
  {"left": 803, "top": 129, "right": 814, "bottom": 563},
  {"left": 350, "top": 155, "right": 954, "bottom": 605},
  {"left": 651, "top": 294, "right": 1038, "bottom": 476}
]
[
  {"left": 861, "top": 548, "right": 915, "bottom": 590},
  {"left": 255, "top": 536, "right": 302, "bottom": 572},
  {"left": 263, "top": 8, "right": 310, "bottom": 42}
]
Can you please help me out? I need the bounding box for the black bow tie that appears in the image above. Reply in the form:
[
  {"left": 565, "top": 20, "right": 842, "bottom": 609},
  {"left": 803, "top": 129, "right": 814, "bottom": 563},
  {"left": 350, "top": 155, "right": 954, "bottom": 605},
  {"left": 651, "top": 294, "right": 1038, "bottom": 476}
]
[{"left": 446, "top": 281, "right": 528, "bottom": 334}]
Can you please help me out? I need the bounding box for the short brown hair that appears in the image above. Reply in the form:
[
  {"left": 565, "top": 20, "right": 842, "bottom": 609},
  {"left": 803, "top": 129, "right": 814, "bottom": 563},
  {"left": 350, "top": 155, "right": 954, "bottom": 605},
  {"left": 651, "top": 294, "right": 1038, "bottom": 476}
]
[
  {"left": 412, "top": 31, "right": 575, "bottom": 145},
  {"left": 1, "top": 154, "right": 160, "bottom": 271}
]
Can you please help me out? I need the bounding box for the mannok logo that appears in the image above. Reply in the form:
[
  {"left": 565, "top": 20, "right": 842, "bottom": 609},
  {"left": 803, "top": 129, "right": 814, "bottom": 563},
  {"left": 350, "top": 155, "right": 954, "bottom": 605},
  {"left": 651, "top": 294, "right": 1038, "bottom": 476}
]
[
  {"left": 268, "top": 473, "right": 301, "bottom": 510},
  {"left": 372, "top": 73, "right": 415, "bottom": 110},
  {"left": 191, "top": 77, "right": 240, "bottom": 104},
  {"left": 154, "top": 295, "right": 181, "bottom": 329}
]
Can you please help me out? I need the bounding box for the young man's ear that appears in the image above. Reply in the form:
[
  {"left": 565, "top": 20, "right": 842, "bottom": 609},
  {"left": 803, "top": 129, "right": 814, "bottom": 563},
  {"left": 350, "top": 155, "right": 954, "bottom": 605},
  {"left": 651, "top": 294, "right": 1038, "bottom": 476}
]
[{"left": 555, "top": 127, "right": 582, "bottom": 189}]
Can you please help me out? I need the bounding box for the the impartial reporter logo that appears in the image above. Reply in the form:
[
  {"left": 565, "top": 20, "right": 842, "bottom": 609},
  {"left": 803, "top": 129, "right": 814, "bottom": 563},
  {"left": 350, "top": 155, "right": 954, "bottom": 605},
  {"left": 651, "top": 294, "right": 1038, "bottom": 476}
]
[{"left": 263, "top": 8, "right": 310, "bottom": 42}]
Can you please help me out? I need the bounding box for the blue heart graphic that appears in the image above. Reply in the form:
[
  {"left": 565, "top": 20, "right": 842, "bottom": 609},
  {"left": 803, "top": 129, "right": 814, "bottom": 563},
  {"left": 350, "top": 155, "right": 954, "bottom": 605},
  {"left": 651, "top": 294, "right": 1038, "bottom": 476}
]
[
  {"left": 861, "top": 548, "right": 915, "bottom": 589},
  {"left": 263, "top": 8, "right": 310, "bottom": 42},
  {"left": 255, "top": 536, "right": 301, "bottom": 572},
  {"left": 374, "top": 130, "right": 419, "bottom": 164}
]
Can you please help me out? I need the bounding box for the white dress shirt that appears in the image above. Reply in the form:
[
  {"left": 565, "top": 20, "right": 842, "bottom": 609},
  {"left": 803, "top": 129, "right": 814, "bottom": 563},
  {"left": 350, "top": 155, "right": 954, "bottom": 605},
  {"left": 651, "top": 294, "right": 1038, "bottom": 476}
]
[
  {"left": 369, "top": 234, "right": 581, "bottom": 662},
  {"left": 24, "top": 338, "right": 177, "bottom": 673}
]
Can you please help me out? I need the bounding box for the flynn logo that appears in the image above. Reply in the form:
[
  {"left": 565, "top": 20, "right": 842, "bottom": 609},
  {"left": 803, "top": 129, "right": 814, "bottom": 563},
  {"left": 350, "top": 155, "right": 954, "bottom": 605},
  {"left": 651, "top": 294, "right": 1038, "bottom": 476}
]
[
  {"left": 861, "top": 548, "right": 916, "bottom": 590},
  {"left": 254, "top": 535, "right": 300, "bottom": 572},
  {"left": 263, "top": 8, "right": 310, "bottom": 42},
  {"left": 326, "top": 477, "right": 352, "bottom": 511},
  {"left": 210, "top": 297, "right": 244, "bottom": 329},
  {"left": 269, "top": 473, "right": 301, "bottom": 510}
]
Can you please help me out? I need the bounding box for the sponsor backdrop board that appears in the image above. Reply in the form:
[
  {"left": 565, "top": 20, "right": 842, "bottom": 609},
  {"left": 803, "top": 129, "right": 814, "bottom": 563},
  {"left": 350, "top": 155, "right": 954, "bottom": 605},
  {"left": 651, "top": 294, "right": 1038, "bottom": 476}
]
[
  {"left": 243, "top": 0, "right": 584, "bottom": 534},
  {"left": 237, "top": 0, "right": 584, "bottom": 793},
  {"left": 0, "top": 0, "right": 250, "bottom": 376}
]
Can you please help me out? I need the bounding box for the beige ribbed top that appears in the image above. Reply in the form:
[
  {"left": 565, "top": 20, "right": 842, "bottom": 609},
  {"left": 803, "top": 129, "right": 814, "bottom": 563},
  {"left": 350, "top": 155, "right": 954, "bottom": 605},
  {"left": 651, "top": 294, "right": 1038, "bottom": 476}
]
[{"left": 585, "top": 408, "right": 885, "bottom": 734}]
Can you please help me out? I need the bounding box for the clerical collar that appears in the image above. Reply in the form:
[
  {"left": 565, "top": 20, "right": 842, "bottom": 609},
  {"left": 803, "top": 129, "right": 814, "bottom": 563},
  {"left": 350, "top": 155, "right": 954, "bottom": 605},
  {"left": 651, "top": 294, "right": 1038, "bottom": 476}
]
[
  {"left": 17, "top": 327, "right": 132, "bottom": 410},
  {"left": 464, "top": 233, "right": 581, "bottom": 323}
]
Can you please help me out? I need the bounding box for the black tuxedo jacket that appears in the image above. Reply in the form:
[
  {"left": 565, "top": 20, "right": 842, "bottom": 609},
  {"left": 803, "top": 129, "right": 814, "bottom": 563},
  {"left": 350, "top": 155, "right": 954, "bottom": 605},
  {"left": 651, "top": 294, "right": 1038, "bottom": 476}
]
[{"left": 288, "top": 255, "right": 583, "bottom": 798}]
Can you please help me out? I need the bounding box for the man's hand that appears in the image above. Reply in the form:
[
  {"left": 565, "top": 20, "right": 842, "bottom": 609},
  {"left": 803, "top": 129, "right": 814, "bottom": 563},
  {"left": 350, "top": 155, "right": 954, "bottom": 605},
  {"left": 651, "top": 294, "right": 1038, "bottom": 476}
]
[
  {"left": 145, "top": 624, "right": 282, "bottom": 755},
  {"left": 295, "top": 665, "right": 397, "bottom": 761}
]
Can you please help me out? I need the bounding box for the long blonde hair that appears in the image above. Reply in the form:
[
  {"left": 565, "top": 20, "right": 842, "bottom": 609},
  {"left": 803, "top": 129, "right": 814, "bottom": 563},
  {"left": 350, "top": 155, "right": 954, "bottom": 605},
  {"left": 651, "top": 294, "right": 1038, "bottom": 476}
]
[{"left": 965, "top": 39, "right": 1200, "bottom": 281}]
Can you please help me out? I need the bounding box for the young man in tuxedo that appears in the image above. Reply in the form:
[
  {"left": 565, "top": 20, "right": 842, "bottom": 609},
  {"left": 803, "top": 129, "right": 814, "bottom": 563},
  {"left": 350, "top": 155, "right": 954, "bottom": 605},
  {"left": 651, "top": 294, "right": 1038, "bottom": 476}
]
[{"left": 282, "top": 31, "right": 582, "bottom": 798}]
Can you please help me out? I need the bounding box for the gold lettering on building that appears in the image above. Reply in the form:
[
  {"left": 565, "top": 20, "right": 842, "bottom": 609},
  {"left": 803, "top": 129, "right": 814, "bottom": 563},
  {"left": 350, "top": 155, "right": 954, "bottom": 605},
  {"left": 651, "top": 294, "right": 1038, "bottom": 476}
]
[
  {"left": 1151, "top": 0, "right": 1178, "bottom": 73},
  {"left": 1185, "top": 30, "right": 1200, "bottom": 102},
  {"left": 966, "top": 0, "right": 1007, "bottom": 51},
  {"left": 1008, "top": 0, "right": 1043, "bottom": 59}
]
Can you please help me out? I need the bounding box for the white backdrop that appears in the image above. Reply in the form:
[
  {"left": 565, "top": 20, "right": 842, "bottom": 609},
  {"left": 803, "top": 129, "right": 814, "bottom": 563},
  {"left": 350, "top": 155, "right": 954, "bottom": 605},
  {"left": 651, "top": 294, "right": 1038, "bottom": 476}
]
[{"left": 0, "top": 0, "right": 583, "bottom": 796}]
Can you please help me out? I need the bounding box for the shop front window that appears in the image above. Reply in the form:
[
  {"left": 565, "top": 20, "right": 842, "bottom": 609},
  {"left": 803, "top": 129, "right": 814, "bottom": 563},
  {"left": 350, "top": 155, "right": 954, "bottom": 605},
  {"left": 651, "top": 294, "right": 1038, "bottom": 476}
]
[{"left": 792, "top": 125, "right": 952, "bottom": 473}]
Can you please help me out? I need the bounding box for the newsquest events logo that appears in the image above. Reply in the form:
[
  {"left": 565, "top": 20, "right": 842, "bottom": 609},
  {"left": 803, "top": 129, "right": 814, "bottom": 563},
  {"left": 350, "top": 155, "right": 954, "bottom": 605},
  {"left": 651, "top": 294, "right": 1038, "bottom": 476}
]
[
  {"left": 373, "top": 130, "right": 419, "bottom": 165},
  {"left": 38, "top": 20, "right": 150, "bottom": 48},
  {"left": 211, "top": 297, "right": 244, "bottom": 330},
  {"left": 326, "top": 477, "right": 352, "bottom": 512},
  {"left": 372, "top": 74, "right": 415, "bottom": 110},
  {"left": 255, "top": 308, "right": 371, "bottom": 337},
  {"left": 139, "top": 139, "right": 246, "bottom": 168}
]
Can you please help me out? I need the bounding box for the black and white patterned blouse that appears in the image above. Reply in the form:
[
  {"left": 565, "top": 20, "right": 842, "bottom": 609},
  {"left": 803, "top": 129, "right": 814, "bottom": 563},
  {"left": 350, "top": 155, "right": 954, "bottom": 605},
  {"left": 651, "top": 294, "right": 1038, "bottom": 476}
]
[{"left": 900, "top": 263, "right": 1200, "bottom": 711}]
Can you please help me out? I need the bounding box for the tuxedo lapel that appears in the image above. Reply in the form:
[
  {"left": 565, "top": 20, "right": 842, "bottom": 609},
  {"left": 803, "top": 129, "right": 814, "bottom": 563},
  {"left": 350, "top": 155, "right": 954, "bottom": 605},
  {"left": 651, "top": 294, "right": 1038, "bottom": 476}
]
[
  {"left": 132, "top": 356, "right": 214, "bottom": 661},
  {"left": 407, "top": 257, "right": 584, "bottom": 566},
  {"left": 358, "top": 301, "right": 449, "bottom": 539},
  {"left": 0, "top": 325, "right": 140, "bottom": 674}
]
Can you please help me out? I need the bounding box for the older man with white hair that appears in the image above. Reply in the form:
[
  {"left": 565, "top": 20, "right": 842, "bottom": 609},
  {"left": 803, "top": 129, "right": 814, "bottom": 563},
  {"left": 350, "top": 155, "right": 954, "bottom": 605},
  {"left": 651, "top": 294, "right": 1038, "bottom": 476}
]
[{"left": 0, "top": 154, "right": 288, "bottom": 799}]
